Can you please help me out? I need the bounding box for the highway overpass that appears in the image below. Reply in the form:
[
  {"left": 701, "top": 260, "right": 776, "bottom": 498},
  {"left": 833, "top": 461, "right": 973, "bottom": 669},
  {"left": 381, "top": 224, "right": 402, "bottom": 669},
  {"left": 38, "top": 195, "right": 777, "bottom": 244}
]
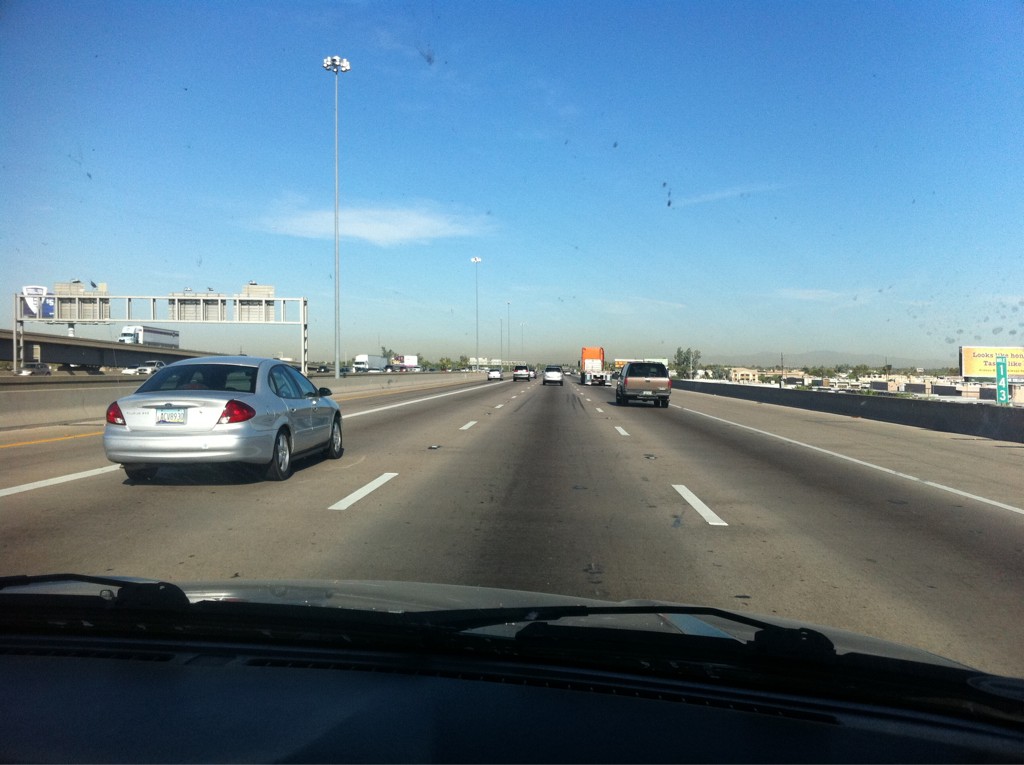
[{"left": 1, "top": 328, "right": 213, "bottom": 370}]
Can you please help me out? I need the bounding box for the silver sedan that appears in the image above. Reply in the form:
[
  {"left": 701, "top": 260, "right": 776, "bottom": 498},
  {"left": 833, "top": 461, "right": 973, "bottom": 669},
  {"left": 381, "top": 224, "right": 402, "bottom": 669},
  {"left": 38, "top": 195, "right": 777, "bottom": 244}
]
[{"left": 103, "top": 356, "right": 343, "bottom": 482}]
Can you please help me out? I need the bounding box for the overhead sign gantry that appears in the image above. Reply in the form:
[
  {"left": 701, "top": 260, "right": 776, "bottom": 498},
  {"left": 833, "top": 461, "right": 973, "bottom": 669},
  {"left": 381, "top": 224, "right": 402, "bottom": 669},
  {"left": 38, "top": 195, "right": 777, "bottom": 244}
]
[{"left": 12, "top": 282, "right": 309, "bottom": 372}]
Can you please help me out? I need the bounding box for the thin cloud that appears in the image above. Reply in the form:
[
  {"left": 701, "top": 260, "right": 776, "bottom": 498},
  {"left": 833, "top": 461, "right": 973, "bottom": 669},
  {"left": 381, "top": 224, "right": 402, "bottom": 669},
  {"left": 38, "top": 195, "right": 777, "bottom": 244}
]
[
  {"left": 674, "top": 183, "right": 786, "bottom": 207},
  {"left": 777, "top": 288, "right": 845, "bottom": 302},
  {"left": 258, "top": 202, "right": 494, "bottom": 246},
  {"left": 777, "top": 288, "right": 880, "bottom": 309}
]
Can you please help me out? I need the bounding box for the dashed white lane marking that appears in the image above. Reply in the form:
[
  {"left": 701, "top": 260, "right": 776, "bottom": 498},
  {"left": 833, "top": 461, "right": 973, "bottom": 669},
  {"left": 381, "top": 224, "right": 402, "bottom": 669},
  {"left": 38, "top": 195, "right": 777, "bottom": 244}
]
[
  {"left": 0, "top": 465, "right": 122, "bottom": 498},
  {"left": 329, "top": 472, "right": 399, "bottom": 510},
  {"left": 595, "top": 407, "right": 605, "bottom": 413},
  {"left": 460, "top": 421, "right": 478, "bottom": 431},
  {"left": 673, "top": 484, "right": 728, "bottom": 526},
  {"left": 685, "top": 409, "right": 1023, "bottom": 516},
  {"left": 615, "top": 426, "right": 630, "bottom": 436},
  {"left": 495, "top": 404, "right": 504, "bottom": 409}
]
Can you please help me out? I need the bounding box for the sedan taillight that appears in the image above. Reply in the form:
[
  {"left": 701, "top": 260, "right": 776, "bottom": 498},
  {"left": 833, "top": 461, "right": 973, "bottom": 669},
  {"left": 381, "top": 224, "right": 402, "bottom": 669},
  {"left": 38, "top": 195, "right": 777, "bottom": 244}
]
[
  {"left": 106, "top": 402, "right": 125, "bottom": 425},
  {"left": 218, "top": 400, "right": 256, "bottom": 424}
]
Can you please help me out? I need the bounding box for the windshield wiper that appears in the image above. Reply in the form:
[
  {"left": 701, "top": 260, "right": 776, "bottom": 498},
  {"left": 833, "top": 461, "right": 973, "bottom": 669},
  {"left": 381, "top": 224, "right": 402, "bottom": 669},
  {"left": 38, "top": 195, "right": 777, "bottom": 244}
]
[
  {"left": 409, "top": 603, "right": 837, "bottom": 660},
  {"left": 0, "top": 573, "right": 189, "bottom": 610},
  {"left": 0, "top": 578, "right": 833, "bottom": 656},
  {"left": 0, "top": 578, "right": 835, "bottom": 665}
]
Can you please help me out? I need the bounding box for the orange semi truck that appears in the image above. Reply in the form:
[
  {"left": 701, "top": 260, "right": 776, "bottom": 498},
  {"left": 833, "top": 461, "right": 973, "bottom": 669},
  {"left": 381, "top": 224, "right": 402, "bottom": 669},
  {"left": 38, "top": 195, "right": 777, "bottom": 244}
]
[{"left": 580, "top": 346, "right": 608, "bottom": 385}]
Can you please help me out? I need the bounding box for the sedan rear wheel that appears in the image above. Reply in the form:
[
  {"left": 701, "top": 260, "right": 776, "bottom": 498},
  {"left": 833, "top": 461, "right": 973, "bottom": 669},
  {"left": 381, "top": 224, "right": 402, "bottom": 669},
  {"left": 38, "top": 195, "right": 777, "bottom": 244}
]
[
  {"left": 326, "top": 416, "right": 343, "bottom": 459},
  {"left": 264, "top": 429, "right": 293, "bottom": 481}
]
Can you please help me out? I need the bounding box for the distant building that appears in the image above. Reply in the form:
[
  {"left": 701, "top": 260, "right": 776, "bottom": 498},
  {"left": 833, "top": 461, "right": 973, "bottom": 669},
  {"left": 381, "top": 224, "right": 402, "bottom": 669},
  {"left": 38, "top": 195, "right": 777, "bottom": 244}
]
[{"left": 729, "top": 368, "right": 760, "bottom": 383}]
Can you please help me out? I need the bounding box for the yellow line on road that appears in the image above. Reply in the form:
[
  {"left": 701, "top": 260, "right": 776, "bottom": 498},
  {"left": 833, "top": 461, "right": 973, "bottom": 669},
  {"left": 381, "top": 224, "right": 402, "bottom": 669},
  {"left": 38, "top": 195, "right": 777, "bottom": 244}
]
[{"left": 0, "top": 431, "right": 103, "bottom": 449}]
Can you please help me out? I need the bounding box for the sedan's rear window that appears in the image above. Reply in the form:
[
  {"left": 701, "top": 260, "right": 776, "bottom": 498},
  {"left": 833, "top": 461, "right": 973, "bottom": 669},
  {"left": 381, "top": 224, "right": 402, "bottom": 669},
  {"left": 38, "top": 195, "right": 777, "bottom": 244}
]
[{"left": 137, "top": 364, "right": 257, "bottom": 394}]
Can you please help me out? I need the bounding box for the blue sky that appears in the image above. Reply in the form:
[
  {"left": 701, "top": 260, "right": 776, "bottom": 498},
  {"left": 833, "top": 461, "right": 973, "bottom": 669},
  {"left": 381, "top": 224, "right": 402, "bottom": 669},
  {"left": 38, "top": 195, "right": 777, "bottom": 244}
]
[{"left": 2, "top": 0, "right": 1021, "bottom": 367}]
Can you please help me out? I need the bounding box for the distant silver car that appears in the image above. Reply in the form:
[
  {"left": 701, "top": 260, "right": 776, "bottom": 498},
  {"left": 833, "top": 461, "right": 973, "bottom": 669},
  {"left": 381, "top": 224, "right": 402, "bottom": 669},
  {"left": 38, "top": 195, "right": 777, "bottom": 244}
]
[
  {"left": 486, "top": 367, "right": 503, "bottom": 381},
  {"left": 103, "top": 356, "right": 343, "bottom": 482},
  {"left": 512, "top": 364, "right": 530, "bottom": 381},
  {"left": 16, "top": 362, "right": 52, "bottom": 376},
  {"left": 542, "top": 365, "right": 564, "bottom": 386}
]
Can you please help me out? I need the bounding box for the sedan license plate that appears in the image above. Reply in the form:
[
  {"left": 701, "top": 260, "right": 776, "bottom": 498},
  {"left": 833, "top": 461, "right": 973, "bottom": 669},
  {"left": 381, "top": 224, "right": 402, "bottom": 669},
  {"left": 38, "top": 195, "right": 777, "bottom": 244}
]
[{"left": 156, "top": 408, "right": 186, "bottom": 424}]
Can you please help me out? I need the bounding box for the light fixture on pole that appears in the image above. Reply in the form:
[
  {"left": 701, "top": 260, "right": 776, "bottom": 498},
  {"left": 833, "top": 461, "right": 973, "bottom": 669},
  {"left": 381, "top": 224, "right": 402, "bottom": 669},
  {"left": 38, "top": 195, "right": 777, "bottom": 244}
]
[
  {"left": 471, "top": 257, "right": 482, "bottom": 370},
  {"left": 322, "top": 55, "right": 351, "bottom": 379}
]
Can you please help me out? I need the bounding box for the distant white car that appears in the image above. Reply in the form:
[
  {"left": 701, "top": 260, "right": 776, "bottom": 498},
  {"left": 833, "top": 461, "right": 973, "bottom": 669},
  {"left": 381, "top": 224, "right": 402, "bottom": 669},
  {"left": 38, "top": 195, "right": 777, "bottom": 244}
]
[
  {"left": 487, "top": 368, "right": 503, "bottom": 381},
  {"left": 122, "top": 360, "right": 166, "bottom": 375}
]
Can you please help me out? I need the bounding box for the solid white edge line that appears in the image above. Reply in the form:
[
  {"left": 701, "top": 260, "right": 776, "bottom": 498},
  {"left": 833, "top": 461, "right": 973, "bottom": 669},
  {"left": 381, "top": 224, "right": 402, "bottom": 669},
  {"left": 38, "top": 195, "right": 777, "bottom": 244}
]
[
  {"left": 684, "top": 408, "right": 1024, "bottom": 516},
  {"left": 615, "top": 426, "right": 630, "bottom": 436},
  {"left": 329, "top": 472, "right": 399, "bottom": 510},
  {"left": 0, "top": 465, "right": 123, "bottom": 498},
  {"left": 460, "top": 421, "right": 478, "bottom": 431},
  {"left": 673, "top": 484, "right": 729, "bottom": 526}
]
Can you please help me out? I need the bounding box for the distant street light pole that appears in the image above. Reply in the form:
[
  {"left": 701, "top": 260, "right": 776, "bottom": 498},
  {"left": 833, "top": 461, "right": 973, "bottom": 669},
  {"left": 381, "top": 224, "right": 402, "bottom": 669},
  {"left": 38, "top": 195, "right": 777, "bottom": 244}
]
[
  {"left": 471, "top": 257, "right": 482, "bottom": 370},
  {"left": 506, "top": 301, "right": 510, "bottom": 368},
  {"left": 323, "top": 55, "right": 351, "bottom": 379}
]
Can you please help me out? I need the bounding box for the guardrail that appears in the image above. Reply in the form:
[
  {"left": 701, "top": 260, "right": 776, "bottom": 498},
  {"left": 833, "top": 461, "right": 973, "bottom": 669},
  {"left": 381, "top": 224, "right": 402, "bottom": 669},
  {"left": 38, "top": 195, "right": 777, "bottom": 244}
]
[{"left": 673, "top": 380, "right": 1024, "bottom": 443}]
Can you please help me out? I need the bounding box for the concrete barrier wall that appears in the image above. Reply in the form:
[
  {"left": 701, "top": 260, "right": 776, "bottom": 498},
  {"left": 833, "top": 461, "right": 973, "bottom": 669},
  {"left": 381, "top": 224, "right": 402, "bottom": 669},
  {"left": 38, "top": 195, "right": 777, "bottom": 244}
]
[
  {"left": 0, "top": 372, "right": 483, "bottom": 431},
  {"left": 674, "top": 381, "right": 1024, "bottom": 443}
]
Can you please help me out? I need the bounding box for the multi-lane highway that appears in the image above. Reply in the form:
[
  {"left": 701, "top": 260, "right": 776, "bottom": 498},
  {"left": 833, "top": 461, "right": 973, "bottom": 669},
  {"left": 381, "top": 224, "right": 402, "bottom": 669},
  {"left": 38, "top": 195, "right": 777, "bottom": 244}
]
[{"left": 2, "top": 378, "right": 1022, "bottom": 677}]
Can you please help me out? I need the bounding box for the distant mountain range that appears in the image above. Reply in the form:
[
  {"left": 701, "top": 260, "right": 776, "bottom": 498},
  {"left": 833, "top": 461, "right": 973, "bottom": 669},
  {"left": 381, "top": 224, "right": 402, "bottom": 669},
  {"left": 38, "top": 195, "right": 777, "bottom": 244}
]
[{"left": 705, "top": 350, "right": 958, "bottom": 370}]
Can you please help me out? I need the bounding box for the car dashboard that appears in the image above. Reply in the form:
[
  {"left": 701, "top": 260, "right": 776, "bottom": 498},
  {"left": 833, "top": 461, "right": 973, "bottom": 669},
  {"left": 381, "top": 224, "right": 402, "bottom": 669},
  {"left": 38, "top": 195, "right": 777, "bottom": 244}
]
[{"left": 1, "top": 632, "right": 1019, "bottom": 763}]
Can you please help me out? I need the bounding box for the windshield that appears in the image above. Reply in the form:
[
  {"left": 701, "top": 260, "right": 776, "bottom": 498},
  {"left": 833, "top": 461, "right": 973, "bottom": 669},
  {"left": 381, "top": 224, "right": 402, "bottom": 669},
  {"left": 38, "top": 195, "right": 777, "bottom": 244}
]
[{"left": 1, "top": 0, "right": 1022, "bottom": 686}]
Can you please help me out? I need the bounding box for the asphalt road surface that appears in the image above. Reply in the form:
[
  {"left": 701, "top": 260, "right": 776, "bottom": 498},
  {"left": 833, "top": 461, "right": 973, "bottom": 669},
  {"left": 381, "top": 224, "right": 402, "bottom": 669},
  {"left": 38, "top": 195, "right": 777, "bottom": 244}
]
[{"left": 2, "top": 379, "right": 1022, "bottom": 677}]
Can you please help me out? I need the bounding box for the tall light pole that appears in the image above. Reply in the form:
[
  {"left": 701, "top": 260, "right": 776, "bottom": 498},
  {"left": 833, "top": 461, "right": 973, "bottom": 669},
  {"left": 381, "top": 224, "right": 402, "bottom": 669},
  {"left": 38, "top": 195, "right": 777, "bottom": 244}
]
[
  {"left": 506, "top": 300, "right": 510, "bottom": 368},
  {"left": 323, "top": 55, "right": 351, "bottom": 379},
  {"left": 471, "top": 257, "right": 482, "bottom": 370}
]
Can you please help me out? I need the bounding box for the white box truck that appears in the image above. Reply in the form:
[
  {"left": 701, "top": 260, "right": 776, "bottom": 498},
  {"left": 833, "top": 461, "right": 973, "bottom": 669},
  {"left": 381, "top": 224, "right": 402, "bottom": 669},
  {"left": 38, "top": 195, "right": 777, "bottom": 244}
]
[
  {"left": 353, "top": 353, "right": 388, "bottom": 372},
  {"left": 116, "top": 325, "right": 180, "bottom": 348}
]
